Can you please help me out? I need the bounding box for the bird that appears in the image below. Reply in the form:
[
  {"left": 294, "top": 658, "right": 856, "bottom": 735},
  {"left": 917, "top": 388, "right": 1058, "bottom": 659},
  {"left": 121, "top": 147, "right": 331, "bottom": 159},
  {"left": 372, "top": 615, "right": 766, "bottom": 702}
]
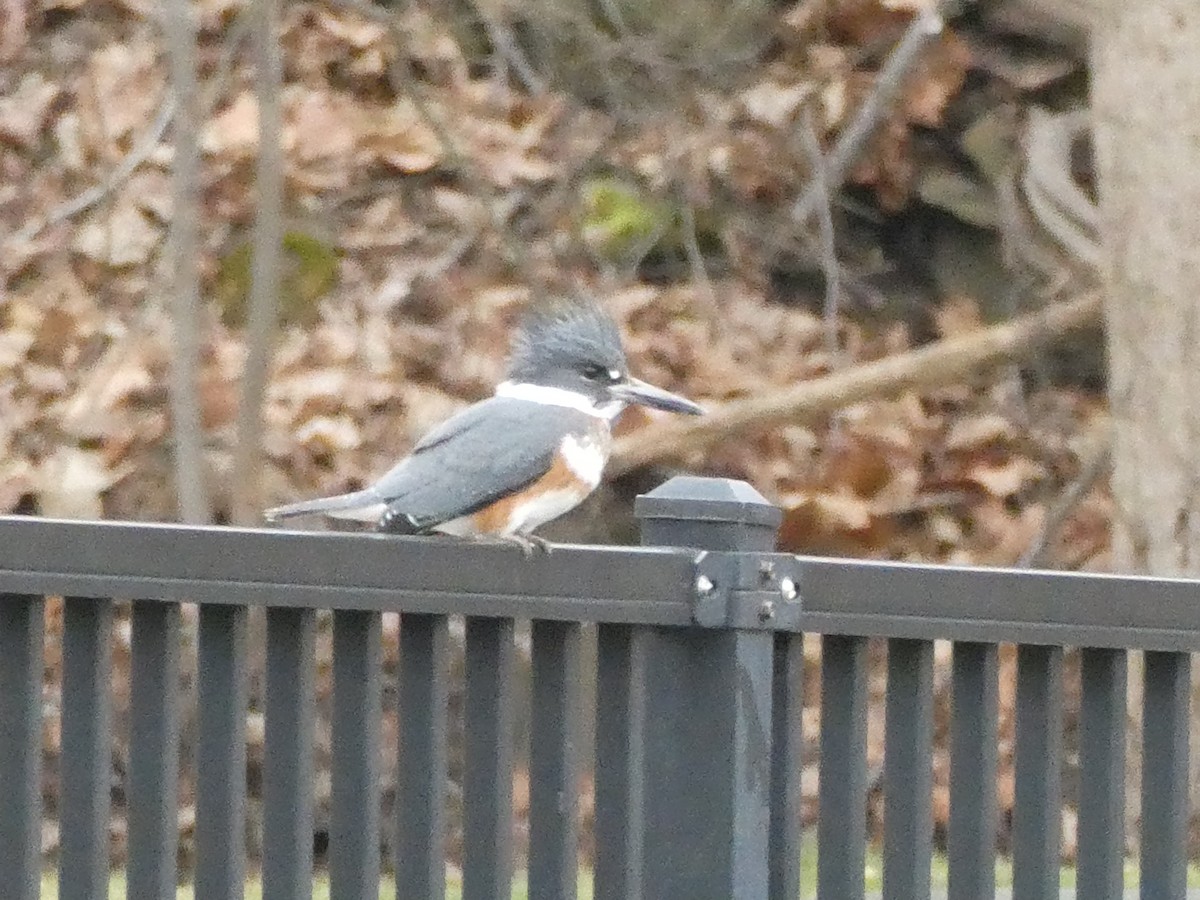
[{"left": 264, "top": 300, "right": 704, "bottom": 553}]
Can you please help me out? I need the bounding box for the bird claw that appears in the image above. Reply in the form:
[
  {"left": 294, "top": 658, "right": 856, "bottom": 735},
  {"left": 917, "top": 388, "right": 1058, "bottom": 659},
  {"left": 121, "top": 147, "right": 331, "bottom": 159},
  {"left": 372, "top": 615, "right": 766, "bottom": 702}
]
[{"left": 497, "top": 533, "right": 553, "bottom": 557}]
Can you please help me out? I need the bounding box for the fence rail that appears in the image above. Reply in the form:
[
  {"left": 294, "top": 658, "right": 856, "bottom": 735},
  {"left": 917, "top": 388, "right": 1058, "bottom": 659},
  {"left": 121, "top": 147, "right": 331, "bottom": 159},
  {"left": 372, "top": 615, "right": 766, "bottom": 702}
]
[{"left": 0, "top": 474, "right": 1197, "bottom": 899}]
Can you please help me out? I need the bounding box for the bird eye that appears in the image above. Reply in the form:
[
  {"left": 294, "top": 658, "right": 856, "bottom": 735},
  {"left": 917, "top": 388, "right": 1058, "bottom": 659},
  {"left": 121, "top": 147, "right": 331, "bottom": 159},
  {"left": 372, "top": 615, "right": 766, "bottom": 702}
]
[{"left": 582, "top": 363, "right": 609, "bottom": 381}]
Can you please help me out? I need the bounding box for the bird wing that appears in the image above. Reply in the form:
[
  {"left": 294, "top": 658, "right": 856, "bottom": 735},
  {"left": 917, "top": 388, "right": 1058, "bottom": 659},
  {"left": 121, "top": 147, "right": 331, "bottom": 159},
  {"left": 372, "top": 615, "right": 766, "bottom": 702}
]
[{"left": 371, "top": 396, "right": 592, "bottom": 531}]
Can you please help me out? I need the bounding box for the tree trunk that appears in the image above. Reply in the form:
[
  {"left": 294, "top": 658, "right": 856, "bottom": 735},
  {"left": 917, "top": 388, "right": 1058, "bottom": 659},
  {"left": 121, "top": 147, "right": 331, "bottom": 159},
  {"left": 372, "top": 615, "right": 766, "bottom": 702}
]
[{"left": 1091, "top": 0, "right": 1200, "bottom": 850}]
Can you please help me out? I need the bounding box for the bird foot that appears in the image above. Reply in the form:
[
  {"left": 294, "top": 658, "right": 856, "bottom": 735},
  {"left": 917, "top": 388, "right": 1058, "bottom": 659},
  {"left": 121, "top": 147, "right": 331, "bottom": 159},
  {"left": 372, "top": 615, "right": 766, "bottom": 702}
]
[{"left": 495, "top": 533, "right": 554, "bottom": 557}]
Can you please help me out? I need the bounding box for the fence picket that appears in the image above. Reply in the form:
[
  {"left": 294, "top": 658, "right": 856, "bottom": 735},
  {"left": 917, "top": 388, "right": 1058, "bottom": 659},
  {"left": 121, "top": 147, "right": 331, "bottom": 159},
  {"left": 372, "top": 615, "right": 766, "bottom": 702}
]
[
  {"left": 330, "top": 609, "right": 383, "bottom": 900},
  {"left": 948, "top": 642, "right": 999, "bottom": 900},
  {"left": 882, "top": 638, "right": 934, "bottom": 900},
  {"left": 262, "top": 607, "right": 317, "bottom": 900},
  {"left": 1140, "top": 650, "right": 1190, "bottom": 900},
  {"left": 0, "top": 594, "right": 43, "bottom": 900},
  {"left": 1013, "top": 644, "right": 1064, "bottom": 900},
  {"left": 817, "top": 634, "right": 869, "bottom": 900},
  {"left": 196, "top": 604, "right": 249, "bottom": 900},
  {"left": 396, "top": 613, "right": 451, "bottom": 900},
  {"left": 128, "top": 600, "right": 182, "bottom": 899},
  {"left": 529, "top": 619, "right": 582, "bottom": 900},
  {"left": 1077, "top": 647, "right": 1127, "bottom": 900},
  {"left": 769, "top": 632, "right": 804, "bottom": 900},
  {"left": 59, "top": 598, "right": 113, "bottom": 900},
  {"left": 462, "top": 616, "right": 516, "bottom": 900}
]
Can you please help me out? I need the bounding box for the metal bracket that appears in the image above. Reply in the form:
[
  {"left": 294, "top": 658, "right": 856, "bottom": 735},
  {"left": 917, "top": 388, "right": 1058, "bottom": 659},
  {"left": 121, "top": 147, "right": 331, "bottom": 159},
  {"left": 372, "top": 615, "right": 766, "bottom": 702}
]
[{"left": 692, "top": 552, "right": 802, "bottom": 631}]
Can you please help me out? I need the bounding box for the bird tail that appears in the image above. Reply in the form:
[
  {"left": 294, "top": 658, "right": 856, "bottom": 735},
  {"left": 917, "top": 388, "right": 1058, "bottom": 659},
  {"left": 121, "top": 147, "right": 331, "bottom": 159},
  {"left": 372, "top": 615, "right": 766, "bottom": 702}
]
[{"left": 264, "top": 488, "right": 383, "bottom": 523}]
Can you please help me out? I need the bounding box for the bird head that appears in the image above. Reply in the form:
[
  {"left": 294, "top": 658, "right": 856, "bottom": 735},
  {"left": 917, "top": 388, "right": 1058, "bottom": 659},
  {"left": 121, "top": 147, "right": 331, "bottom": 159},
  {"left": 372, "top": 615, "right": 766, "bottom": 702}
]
[{"left": 502, "top": 301, "right": 704, "bottom": 419}]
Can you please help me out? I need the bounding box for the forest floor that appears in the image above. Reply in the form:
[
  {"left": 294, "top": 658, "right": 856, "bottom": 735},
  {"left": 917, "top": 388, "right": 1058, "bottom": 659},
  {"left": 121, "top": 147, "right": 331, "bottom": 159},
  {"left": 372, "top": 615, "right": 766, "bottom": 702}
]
[{"left": 0, "top": 0, "right": 1121, "bottom": 873}]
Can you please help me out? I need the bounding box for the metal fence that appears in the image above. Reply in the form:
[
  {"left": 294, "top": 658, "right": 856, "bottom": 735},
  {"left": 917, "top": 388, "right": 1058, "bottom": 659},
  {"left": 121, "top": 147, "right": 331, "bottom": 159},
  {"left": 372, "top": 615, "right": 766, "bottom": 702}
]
[{"left": 0, "top": 473, "right": 1197, "bottom": 899}]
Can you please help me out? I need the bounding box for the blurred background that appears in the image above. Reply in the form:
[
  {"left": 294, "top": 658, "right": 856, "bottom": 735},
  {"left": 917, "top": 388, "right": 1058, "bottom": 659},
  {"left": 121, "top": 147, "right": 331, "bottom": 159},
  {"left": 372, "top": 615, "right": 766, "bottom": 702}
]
[{"left": 0, "top": 0, "right": 1176, "bottom": 886}]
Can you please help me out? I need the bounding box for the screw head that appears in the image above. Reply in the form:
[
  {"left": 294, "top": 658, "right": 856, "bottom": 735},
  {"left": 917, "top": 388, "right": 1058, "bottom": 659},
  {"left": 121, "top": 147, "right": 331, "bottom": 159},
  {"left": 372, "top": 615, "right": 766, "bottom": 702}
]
[
  {"left": 758, "top": 560, "right": 776, "bottom": 583},
  {"left": 758, "top": 599, "right": 776, "bottom": 621},
  {"left": 779, "top": 577, "right": 797, "bottom": 601},
  {"left": 695, "top": 575, "right": 715, "bottom": 596}
]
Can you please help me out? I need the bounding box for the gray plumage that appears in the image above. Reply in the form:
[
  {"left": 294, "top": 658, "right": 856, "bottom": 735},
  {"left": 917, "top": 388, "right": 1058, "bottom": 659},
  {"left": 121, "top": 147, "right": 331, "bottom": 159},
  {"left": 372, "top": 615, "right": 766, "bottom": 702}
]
[
  {"left": 508, "top": 301, "right": 627, "bottom": 390},
  {"left": 264, "top": 397, "right": 597, "bottom": 530},
  {"left": 265, "top": 297, "right": 702, "bottom": 536}
]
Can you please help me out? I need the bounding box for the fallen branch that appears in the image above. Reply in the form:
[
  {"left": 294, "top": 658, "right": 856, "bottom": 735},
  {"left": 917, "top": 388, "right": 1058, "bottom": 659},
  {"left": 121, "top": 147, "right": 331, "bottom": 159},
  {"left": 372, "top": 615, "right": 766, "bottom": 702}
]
[{"left": 611, "top": 291, "right": 1102, "bottom": 476}]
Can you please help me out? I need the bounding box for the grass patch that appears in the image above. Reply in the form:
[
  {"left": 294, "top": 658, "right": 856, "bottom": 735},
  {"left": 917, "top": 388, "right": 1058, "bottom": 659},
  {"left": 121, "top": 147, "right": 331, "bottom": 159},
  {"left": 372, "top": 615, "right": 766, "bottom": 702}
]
[
  {"left": 39, "top": 848, "right": 1200, "bottom": 897},
  {"left": 40, "top": 870, "right": 595, "bottom": 900}
]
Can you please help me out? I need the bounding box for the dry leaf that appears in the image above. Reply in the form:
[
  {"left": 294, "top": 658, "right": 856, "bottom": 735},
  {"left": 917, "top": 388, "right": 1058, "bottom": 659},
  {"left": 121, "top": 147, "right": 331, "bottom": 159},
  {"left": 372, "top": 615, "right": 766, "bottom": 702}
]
[
  {"left": 86, "top": 43, "right": 163, "bottom": 142},
  {"left": 738, "top": 80, "right": 811, "bottom": 128},
  {"left": 73, "top": 202, "right": 162, "bottom": 267},
  {"left": 362, "top": 100, "right": 441, "bottom": 174},
  {"left": 903, "top": 31, "right": 972, "bottom": 127},
  {"left": 203, "top": 91, "right": 259, "bottom": 159},
  {"left": 317, "top": 10, "right": 387, "bottom": 49},
  {"left": 287, "top": 90, "right": 359, "bottom": 163},
  {"left": 294, "top": 415, "right": 363, "bottom": 453},
  {"left": 0, "top": 73, "right": 58, "bottom": 147},
  {"left": 967, "top": 457, "right": 1045, "bottom": 498},
  {"left": 944, "top": 414, "right": 1014, "bottom": 452},
  {"left": 35, "top": 447, "right": 128, "bottom": 519}
]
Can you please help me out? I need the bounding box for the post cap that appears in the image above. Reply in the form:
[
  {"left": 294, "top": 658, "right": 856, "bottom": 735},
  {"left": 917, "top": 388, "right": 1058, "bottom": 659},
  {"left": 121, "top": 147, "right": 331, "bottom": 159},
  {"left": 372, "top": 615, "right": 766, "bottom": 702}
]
[{"left": 635, "top": 476, "right": 782, "bottom": 528}]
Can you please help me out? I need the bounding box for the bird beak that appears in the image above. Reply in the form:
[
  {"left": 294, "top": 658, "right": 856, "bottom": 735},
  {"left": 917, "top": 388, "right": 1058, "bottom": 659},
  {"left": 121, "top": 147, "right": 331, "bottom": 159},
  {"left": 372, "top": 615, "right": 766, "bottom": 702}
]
[{"left": 610, "top": 377, "right": 705, "bottom": 415}]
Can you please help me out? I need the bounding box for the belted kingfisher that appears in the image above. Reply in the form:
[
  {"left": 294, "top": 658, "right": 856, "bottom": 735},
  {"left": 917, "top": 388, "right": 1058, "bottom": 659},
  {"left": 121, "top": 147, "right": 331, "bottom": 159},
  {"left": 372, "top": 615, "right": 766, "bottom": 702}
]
[{"left": 264, "top": 300, "right": 703, "bottom": 550}]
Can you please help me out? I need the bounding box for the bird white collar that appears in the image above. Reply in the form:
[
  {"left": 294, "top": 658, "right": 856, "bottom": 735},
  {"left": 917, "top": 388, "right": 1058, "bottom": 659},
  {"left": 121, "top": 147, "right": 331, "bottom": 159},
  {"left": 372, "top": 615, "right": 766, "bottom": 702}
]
[{"left": 494, "top": 381, "right": 624, "bottom": 421}]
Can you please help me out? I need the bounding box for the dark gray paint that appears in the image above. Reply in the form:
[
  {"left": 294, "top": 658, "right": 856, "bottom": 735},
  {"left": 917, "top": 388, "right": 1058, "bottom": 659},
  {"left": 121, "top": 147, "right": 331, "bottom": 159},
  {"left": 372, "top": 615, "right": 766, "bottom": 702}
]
[
  {"left": 0, "top": 594, "right": 42, "bottom": 900},
  {"left": 792, "top": 555, "right": 1200, "bottom": 649},
  {"left": 128, "top": 600, "right": 181, "bottom": 899},
  {"left": 396, "top": 613, "right": 450, "bottom": 900},
  {"left": 768, "top": 632, "right": 804, "bottom": 900},
  {"left": 1140, "top": 651, "right": 1190, "bottom": 900},
  {"left": 817, "top": 635, "right": 869, "bottom": 900},
  {"left": 595, "top": 478, "right": 779, "bottom": 900},
  {"left": 0, "top": 477, "right": 1198, "bottom": 897},
  {"left": 8, "top": 513, "right": 1200, "bottom": 648},
  {"left": 195, "top": 604, "right": 249, "bottom": 900},
  {"left": 330, "top": 610, "right": 383, "bottom": 900},
  {"left": 1077, "top": 647, "right": 1127, "bottom": 900},
  {"left": 593, "top": 623, "right": 647, "bottom": 900},
  {"left": 462, "top": 616, "right": 516, "bottom": 900},
  {"left": 528, "top": 619, "right": 582, "bottom": 900},
  {"left": 0, "top": 515, "right": 697, "bottom": 623},
  {"left": 262, "top": 607, "right": 317, "bottom": 900},
  {"left": 883, "top": 638, "right": 934, "bottom": 900},
  {"left": 948, "top": 642, "right": 998, "bottom": 900},
  {"left": 59, "top": 597, "right": 113, "bottom": 900},
  {"left": 1012, "top": 644, "right": 1063, "bottom": 900}
]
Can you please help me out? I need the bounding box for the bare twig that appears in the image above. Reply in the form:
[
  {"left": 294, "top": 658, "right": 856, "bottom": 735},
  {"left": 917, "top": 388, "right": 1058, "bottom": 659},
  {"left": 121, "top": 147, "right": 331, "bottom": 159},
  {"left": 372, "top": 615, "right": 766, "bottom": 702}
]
[
  {"left": 326, "top": 0, "right": 540, "bottom": 278},
  {"left": 13, "top": 1, "right": 253, "bottom": 247},
  {"left": 469, "top": 0, "right": 546, "bottom": 95},
  {"left": 14, "top": 92, "right": 177, "bottom": 245},
  {"left": 680, "top": 197, "right": 715, "bottom": 306},
  {"left": 1019, "top": 419, "right": 1112, "bottom": 569},
  {"left": 58, "top": 9, "right": 254, "bottom": 437},
  {"left": 163, "top": 0, "right": 210, "bottom": 523},
  {"left": 231, "top": 0, "right": 285, "bottom": 525},
  {"left": 799, "top": 107, "right": 843, "bottom": 363},
  {"left": 791, "top": 4, "right": 943, "bottom": 227},
  {"left": 611, "top": 290, "right": 1103, "bottom": 475}
]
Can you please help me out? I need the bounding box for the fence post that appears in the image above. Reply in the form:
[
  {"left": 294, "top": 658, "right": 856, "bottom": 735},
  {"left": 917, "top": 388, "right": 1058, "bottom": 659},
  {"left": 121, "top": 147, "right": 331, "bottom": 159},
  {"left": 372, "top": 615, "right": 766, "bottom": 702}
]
[{"left": 594, "top": 475, "right": 781, "bottom": 900}]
